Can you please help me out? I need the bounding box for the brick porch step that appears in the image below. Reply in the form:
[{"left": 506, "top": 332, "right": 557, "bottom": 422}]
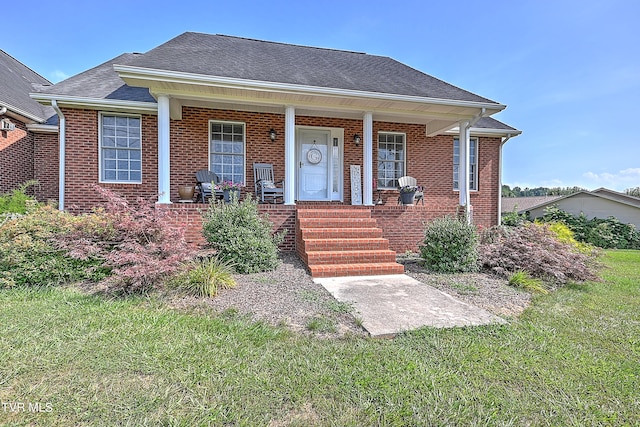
[
  {"left": 296, "top": 208, "right": 372, "bottom": 219},
  {"left": 296, "top": 207, "right": 404, "bottom": 278},
  {"left": 300, "top": 227, "right": 384, "bottom": 240},
  {"left": 305, "top": 249, "right": 397, "bottom": 265},
  {"left": 309, "top": 262, "right": 405, "bottom": 278},
  {"left": 303, "top": 238, "right": 390, "bottom": 252},
  {"left": 298, "top": 217, "right": 378, "bottom": 228}
]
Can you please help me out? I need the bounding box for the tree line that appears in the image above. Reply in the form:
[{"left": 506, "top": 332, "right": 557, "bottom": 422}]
[
  {"left": 502, "top": 185, "right": 585, "bottom": 198},
  {"left": 503, "top": 185, "right": 640, "bottom": 198}
]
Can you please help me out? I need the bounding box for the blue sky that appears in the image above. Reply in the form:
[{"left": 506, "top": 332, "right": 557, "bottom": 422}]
[{"left": 5, "top": 0, "right": 639, "bottom": 191}]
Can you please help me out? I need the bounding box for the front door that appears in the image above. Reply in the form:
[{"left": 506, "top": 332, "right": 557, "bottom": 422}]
[{"left": 297, "top": 129, "right": 339, "bottom": 201}]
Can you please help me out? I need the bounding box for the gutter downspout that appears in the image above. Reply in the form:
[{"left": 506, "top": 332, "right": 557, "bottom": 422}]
[
  {"left": 51, "top": 100, "right": 65, "bottom": 211},
  {"left": 497, "top": 133, "right": 513, "bottom": 225},
  {"left": 460, "top": 108, "right": 487, "bottom": 223}
]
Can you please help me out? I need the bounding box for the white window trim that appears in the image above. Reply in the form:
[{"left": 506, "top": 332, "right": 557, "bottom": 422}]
[
  {"left": 453, "top": 137, "right": 479, "bottom": 192},
  {"left": 208, "top": 120, "right": 246, "bottom": 185},
  {"left": 98, "top": 112, "right": 142, "bottom": 184},
  {"left": 377, "top": 131, "right": 406, "bottom": 189}
]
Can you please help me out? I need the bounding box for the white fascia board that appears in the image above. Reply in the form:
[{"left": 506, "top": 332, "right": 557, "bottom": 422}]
[
  {"left": 447, "top": 126, "right": 522, "bottom": 137},
  {"left": 30, "top": 93, "right": 158, "bottom": 114},
  {"left": 0, "top": 101, "right": 46, "bottom": 123},
  {"left": 114, "top": 65, "right": 506, "bottom": 112},
  {"left": 26, "top": 123, "right": 58, "bottom": 134}
]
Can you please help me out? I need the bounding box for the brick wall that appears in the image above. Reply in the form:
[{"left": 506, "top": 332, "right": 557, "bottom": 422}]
[
  {"left": 33, "top": 132, "right": 59, "bottom": 203},
  {"left": 0, "top": 119, "right": 34, "bottom": 194},
  {"left": 165, "top": 203, "right": 296, "bottom": 251},
  {"left": 60, "top": 106, "right": 501, "bottom": 228}
]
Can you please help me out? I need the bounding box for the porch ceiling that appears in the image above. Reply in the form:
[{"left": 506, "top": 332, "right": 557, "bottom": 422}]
[{"left": 116, "top": 65, "right": 504, "bottom": 136}]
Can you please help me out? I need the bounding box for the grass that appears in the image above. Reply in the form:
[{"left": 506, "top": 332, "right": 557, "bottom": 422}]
[{"left": 1, "top": 250, "right": 639, "bottom": 425}]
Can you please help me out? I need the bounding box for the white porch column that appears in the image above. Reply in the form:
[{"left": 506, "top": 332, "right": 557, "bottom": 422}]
[
  {"left": 284, "top": 106, "right": 296, "bottom": 205},
  {"left": 458, "top": 120, "right": 471, "bottom": 221},
  {"left": 157, "top": 95, "right": 171, "bottom": 204},
  {"left": 363, "top": 112, "right": 374, "bottom": 206}
]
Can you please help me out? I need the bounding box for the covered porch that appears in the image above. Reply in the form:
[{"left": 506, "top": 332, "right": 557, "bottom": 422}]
[{"left": 115, "top": 63, "right": 503, "bottom": 217}]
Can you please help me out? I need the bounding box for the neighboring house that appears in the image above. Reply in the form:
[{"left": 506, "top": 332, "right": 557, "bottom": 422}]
[
  {"left": 521, "top": 188, "right": 640, "bottom": 229},
  {"left": 30, "top": 32, "right": 521, "bottom": 276},
  {"left": 0, "top": 50, "right": 58, "bottom": 200},
  {"left": 501, "top": 196, "right": 563, "bottom": 214}
]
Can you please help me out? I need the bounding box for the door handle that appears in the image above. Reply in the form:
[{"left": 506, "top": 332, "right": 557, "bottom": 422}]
[{"left": 299, "top": 161, "right": 303, "bottom": 168}]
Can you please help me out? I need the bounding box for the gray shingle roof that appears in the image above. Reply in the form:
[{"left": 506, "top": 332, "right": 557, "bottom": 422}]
[
  {"left": 129, "top": 33, "right": 500, "bottom": 104},
  {"left": 40, "top": 53, "right": 155, "bottom": 103},
  {"left": 474, "top": 117, "right": 519, "bottom": 132},
  {"left": 501, "top": 196, "right": 563, "bottom": 213},
  {"left": 0, "top": 50, "right": 56, "bottom": 123}
]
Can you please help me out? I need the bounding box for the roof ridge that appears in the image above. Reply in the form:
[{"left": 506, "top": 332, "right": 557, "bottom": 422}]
[
  {"left": 0, "top": 49, "right": 52, "bottom": 85},
  {"left": 187, "top": 32, "right": 368, "bottom": 56}
]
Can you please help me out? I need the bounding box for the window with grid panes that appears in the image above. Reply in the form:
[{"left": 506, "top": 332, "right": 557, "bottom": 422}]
[
  {"left": 100, "top": 114, "right": 141, "bottom": 183},
  {"left": 209, "top": 121, "right": 245, "bottom": 184},
  {"left": 377, "top": 133, "right": 405, "bottom": 189},
  {"left": 453, "top": 137, "right": 478, "bottom": 191}
]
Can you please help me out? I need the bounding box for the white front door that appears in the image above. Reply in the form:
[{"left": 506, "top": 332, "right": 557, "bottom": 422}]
[{"left": 297, "top": 129, "right": 343, "bottom": 201}]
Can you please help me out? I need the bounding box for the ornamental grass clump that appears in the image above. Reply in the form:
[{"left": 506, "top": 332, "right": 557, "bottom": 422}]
[
  {"left": 420, "top": 215, "right": 479, "bottom": 273},
  {"left": 201, "top": 194, "right": 284, "bottom": 273},
  {"left": 479, "top": 222, "right": 600, "bottom": 286},
  {"left": 169, "top": 256, "right": 236, "bottom": 297}
]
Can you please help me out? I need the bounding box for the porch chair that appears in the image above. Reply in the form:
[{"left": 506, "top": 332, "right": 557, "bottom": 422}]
[
  {"left": 397, "top": 176, "right": 424, "bottom": 205},
  {"left": 195, "top": 169, "right": 221, "bottom": 203},
  {"left": 253, "top": 163, "right": 284, "bottom": 203}
]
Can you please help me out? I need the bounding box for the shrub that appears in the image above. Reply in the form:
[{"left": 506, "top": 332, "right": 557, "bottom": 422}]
[
  {"left": 0, "top": 181, "right": 39, "bottom": 214},
  {"left": 55, "top": 186, "right": 192, "bottom": 293},
  {"left": 169, "top": 257, "right": 236, "bottom": 297},
  {"left": 545, "top": 221, "right": 596, "bottom": 255},
  {"left": 420, "top": 216, "right": 478, "bottom": 273},
  {"left": 479, "top": 223, "right": 600, "bottom": 286},
  {"left": 0, "top": 205, "right": 107, "bottom": 288},
  {"left": 201, "top": 195, "right": 284, "bottom": 273},
  {"left": 541, "top": 205, "right": 640, "bottom": 249},
  {"left": 501, "top": 209, "right": 528, "bottom": 227}
]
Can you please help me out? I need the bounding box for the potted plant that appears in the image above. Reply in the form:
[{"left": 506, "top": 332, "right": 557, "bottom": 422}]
[
  {"left": 399, "top": 185, "right": 419, "bottom": 205},
  {"left": 216, "top": 181, "right": 243, "bottom": 203}
]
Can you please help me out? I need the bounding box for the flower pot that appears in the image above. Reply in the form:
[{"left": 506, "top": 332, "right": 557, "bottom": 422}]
[
  {"left": 400, "top": 191, "right": 416, "bottom": 205},
  {"left": 223, "top": 188, "right": 240, "bottom": 203},
  {"left": 178, "top": 185, "right": 195, "bottom": 201}
]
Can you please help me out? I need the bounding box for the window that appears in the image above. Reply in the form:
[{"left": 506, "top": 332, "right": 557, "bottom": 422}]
[
  {"left": 453, "top": 137, "right": 478, "bottom": 191},
  {"left": 209, "top": 121, "right": 245, "bottom": 184},
  {"left": 100, "top": 114, "right": 141, "bottom": 183},
  {"left": 377, "top": 132, "right": 405, "bottom": 189}
]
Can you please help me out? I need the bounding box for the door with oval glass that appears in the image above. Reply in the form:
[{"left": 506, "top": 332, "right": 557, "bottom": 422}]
[{"left": 297, "top": 129, "right": 332, "bottom": 201}]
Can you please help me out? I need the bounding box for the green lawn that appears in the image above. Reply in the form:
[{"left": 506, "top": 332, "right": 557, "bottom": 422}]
[{"left": 1, "top": 251, "right": 638, "bottom": 426}]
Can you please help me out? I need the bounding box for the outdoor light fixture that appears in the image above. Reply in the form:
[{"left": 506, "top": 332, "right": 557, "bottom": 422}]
[
  {"left": 353, "top": 134, "right": 361, "bottom": 146},
  {"left": 269, "top": 128, "right": 277, "bottom": 141}
]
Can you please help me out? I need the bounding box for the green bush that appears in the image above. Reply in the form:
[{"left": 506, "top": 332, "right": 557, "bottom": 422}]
[
  {"left": 420, "top": 216, "right": 478, "bottom": 273},
  {"left": 201, "top": 195, "right": 285, "bottom": 273},
  {"left": 169, "top": 257, "right": 236, "bottom": 297},
  {"left": 0, "top": 206, "right": 108, "bottom": 288},
  {"left": 541, "top": 205, "right": 640, "bottom": 249},
  {"left": 0, "top": 181, "right": 39, "bottom": 214},
  {"left": 501, "top": 209, "right": 528, "bottom": 227}
]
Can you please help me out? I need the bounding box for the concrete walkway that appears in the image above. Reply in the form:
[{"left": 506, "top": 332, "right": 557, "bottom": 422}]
[{"left": 315, "top": 274, "right": 506, "bottom": 338}]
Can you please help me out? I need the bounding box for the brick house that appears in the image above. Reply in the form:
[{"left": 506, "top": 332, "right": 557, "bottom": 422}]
[
  {"left": 31, "top": 32, "right": 520, "bottom": 276},
  {"left": 0, "top": 50, "right": 58, "bottom": 200}
]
